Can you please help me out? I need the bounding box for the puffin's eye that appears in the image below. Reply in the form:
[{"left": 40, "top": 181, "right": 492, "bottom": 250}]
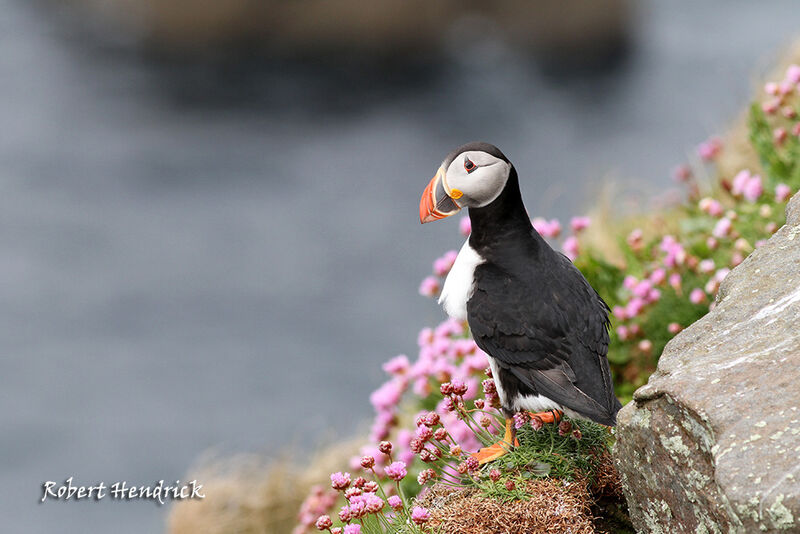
[{"left": 464, "top": 157, "right": 477, "bottom": 173}]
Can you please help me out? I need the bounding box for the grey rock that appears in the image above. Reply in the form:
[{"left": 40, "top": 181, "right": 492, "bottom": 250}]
[{"left": 614, "top": 192, "right": 800, "bottom": 533}]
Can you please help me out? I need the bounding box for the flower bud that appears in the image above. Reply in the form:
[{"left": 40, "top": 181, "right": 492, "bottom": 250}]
[
  {"left": 440, "top": 382, "right": 454, "bottom": 396},
  {"left": 315, "top": 515, "right": 333, "bottom": 531},
  {"left": 558, "top": 420, "right": 572, "bottom": 436}
]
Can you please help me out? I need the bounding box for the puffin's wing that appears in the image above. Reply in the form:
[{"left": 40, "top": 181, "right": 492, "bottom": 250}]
[{"left": 467, "top": 254, "right": 619, "bottom": 425}]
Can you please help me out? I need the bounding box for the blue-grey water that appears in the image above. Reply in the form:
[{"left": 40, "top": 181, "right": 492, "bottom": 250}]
[{"left": 1, "top": 1, "right": 798, "bottom": 532}]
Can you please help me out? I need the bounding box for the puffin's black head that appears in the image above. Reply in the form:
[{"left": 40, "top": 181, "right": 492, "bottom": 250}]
[{"left": 420, "top": 142, "right": 513, "bottom": 223}]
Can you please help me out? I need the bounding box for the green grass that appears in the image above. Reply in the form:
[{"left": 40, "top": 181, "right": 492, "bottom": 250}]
[{"left": 474, "top": 418, "right": 614, "bottom": 500}]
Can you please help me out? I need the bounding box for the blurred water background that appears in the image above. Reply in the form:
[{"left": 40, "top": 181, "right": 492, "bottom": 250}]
[{"left": 1, "top": 0, "right": 798, "bottom": 532}]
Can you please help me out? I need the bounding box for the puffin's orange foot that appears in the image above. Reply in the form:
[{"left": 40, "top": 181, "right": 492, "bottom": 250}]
[
  {"left": 528, "top": 409, "right": 563, "bottom": 425},
  {"left": 471, "top": 439, "right": 517, "bottom": 464}
]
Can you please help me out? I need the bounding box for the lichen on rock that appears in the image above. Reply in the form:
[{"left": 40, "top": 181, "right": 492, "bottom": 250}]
[{"left": 614, "top": 193, "right": 800, "bottom": 533}]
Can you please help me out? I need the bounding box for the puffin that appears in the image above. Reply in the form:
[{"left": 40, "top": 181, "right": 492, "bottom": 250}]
[{"left": 419, "top": 142, "right": 622, "bottom": 464}]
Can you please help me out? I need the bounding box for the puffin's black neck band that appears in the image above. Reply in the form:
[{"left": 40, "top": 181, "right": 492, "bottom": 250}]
[{"left": 467, "top": 167, "right": 537, "bottom": 251}]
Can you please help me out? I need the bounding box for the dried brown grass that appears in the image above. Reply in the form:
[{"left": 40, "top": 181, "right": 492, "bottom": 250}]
[
  {"left": 416, "top": 452, "right": 627, "bottom": 534},
  {"left": 166, "top": 439, "right": 359, "bottom": 534},
  {"left": 419, "top": 480, "right": 594, "bottom": 534}
]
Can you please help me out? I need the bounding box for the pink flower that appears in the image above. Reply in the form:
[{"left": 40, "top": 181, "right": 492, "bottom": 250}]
[
  {"left": 616, "top": 325, "right": 629, "bottom": 341},
  {"left": 363, "top": 493, "right": 384, "bottom": 514},
  {"left": 532, "top": 217, "right": 562, "bottom": 238},
  {"left": 731, "top": 170, "right": 751, "bottom": 196},
  {"left": 315, "top": 515, "right": 333, "bottom": 530},
  {"left": 762, "top": 99, "right": 779, "bottom": 114},
  {"left": 697, "top": 136, "right": 722, "bottom": 161},
  {"left": 417, "top": 327, "right": 433, "bottom": 347},
  {"left": 570, "top": 216, "right": 591, "bottom": 232},
  {"left": 672, "top": 165, "right": 692, "bottom": 183},
  {"left": 459, "top": 216, "right": 472, "bottom": 236},
  {"left": 712, "top": 218, "right": 732, "bottom": 238},
  {"left": 649, "top": 268, "right": 666, "bottom": 285},
  {"left": 638, "top": 340, "right": 653, "bottom": 353},
  {"left": 612, "top": 305, "right": 628, "bottom": 321},
  {"left": 774, "top": 127, "right": 788, "bottom": 146},
  {"left": 513, "top": 412, "right": 530, "bottom": 429},
  {"left": 731, "top": 170, "right": 763, "bottom": 202},
  {"left": 384, "top": 461, "right": 407, "bottom": 481},
  {"left": 343, "top": 525, "right": 361, "bottom": 534},
  {"left": 714, "top": 268, "right": 730, "bottom": 282},
  {"left": 370, "top": 380, "right": 403, "bottom": 412},
  {"left": 698, "top": 197, "right": 723, "bottom": 217},
  {"left": 625, "top": 297, "right": 645, "bottom": 318},
  {"left": 433, "top": 250, "right": 458, "bottom": 276},
  {"left": 418, "top": 276, "right": 440, "bottom": 297},
  {"left": 660, "top": 235, "right": 686, "bottom": 267},
  {"left": 411, "top": 506, "right": 431, "bottom": 525},
  {"left": 786, "top": 64, "right": 800, "bottom": 84},
  {"left": 668, "top": 323, "right": 682, "bottom": 335},
  {"left": 669, "top": 273, "right": 682, "bottom": 291},
  {"left": 416, "top": 425, "right": 433, "bottom": 442},
  {"left": 705, "top": 278, "right": 720, "bottom": 295},
  {"left": 387, "top": 495, "right": 402, "bottom": 510},
  {"left": 706, "top": 236, "right": 719, "bottom": 250},
  {"left": 563, "top": 236, "right": 579, "bottom": 261},
  {"left": 776, "top": 183, "right": 792, "bottom": 202},
  {"left": 742, "top": 174, "right": 763, "bottom": 202},
  {"left": 626, "top": 228, "right": 643, "bottom": 249},
  {"left": 689, "top": 288, "right": 706, "bottom": 304},
  {"left": 330, "top": 472, "right": 351, "bottom": 491},
  {"left": 632, "top": 279, "right": 653, "bottom": 299},
  {"left": 765, "top": 82, "right": 780, "bottom": 95},
  {"left": 382, "top": 355, "right": 410, "bottom": 376},
  {"left": 698, "top": 259, "right": 715, "bottom": 274}
]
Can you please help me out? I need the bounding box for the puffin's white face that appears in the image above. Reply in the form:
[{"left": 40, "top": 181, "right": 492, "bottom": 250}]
[{"left": 420, "top": 148, "right": 511, "bottom": 223}]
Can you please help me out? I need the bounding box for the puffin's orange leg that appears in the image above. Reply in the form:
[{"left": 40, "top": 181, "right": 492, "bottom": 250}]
[
  {"left": 528, "top": 409, "right": 563, "bottom": 425},
  {"left": 471, "top": 418, "right": 519, "bottom": 465}
]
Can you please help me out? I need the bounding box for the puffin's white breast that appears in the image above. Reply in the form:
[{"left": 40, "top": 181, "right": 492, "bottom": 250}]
[{"left": 438, "top": 238, "right": 484, "bottom": 321}]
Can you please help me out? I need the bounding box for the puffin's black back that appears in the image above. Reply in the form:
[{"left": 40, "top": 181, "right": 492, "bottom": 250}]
[{"left": 466, "top": 166, "right": 621, "bottom": 425}]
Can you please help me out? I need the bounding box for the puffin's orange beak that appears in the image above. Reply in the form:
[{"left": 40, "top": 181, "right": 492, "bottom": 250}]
[{"left": 420, "top": 167, "right": 461, "bottom": 224}]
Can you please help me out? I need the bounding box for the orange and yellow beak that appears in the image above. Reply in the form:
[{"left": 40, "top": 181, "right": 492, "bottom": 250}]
[{"left": 419, "top": 167, "right": 462, "bottom": 224}]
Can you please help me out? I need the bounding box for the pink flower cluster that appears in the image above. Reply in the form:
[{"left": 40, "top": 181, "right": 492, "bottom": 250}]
[
  {"left": 697, "top": 136, "right": 723, "bottom": 161},
  {"left": 295, "top": 486, "right": 339, "bottom": 534},
  {"left": 532, "top": 217, "right": 562, "bottom": 238},
  {"left": 298, "top": 64, "right": 800, "bottom": 531},
  {"left": 731, "top": 170, "right": 764, "bottom": 202},
  {"left": 308, "top": 445, "right": 432, "bottom": 533},
  {"left": 763, "top": 64, "right": 800, "bottom": 117},
  {"left": 612, "top": 273, "right": 663, "bottom": 323}
]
